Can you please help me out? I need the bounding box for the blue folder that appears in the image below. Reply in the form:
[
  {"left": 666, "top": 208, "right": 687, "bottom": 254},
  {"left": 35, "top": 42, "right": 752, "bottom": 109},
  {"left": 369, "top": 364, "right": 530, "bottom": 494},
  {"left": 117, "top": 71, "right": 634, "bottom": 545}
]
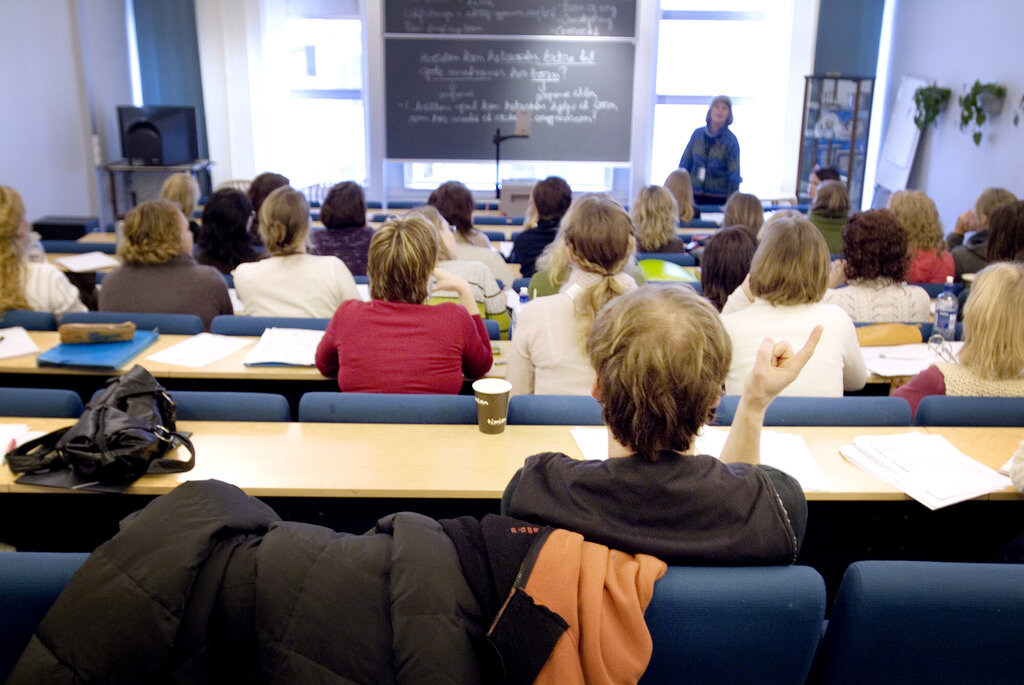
[{"left": 36, "top": 329, "right": 159, "bottom": 369}]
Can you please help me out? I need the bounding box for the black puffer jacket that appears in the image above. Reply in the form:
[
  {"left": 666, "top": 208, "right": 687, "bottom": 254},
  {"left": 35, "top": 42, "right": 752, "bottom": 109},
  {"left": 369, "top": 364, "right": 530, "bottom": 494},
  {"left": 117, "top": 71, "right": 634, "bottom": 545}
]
[{"left": 7, "top": 480, "right": 484, "bottom": 684}]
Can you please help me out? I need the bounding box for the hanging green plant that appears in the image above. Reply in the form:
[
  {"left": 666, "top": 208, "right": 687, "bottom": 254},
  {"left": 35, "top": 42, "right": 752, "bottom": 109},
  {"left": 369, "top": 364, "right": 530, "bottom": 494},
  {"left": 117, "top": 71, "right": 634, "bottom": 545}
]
[
  {"left": 958, "top": 80, "right": 1007, "bottom": 145},
  {"left": 913, "top": 85, "right": 952, "bottom": 130}
]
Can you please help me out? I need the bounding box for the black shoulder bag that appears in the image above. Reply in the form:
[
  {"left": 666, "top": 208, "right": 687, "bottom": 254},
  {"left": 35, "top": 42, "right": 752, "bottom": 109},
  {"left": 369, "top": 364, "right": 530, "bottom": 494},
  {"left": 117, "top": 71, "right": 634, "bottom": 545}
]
[{"left": 7, "top": 365, "right": 195, "bottom": 487}]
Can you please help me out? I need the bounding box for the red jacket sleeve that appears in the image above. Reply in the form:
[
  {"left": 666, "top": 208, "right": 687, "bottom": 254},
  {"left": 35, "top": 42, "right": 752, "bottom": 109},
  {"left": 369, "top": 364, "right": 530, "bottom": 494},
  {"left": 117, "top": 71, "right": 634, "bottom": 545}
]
[
  {"left": 891, "top": 365, "right": 946, "bottom": 419},
  {"left": 315, "top": 313, "right": 342, "bottom": 379},
  {"left": 461, "top": 312, "right": 494, "bottom": 380}
]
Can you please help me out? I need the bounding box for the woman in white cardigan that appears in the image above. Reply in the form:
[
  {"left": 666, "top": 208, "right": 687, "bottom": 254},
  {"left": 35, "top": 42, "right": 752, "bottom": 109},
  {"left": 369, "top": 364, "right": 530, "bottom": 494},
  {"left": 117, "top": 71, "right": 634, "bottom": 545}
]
[
  {"left": 507, "top": 193, "right": 636, "bottom": 396},
  {"left": 721, "top": 213, "right": 866, "bottom": 397}
]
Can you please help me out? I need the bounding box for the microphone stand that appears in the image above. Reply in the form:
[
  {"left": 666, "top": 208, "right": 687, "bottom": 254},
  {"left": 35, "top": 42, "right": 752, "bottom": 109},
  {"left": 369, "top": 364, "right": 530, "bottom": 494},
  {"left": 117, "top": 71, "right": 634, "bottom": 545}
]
[{"left": 493, "top": 128, "right": 528, "bottom": 199}]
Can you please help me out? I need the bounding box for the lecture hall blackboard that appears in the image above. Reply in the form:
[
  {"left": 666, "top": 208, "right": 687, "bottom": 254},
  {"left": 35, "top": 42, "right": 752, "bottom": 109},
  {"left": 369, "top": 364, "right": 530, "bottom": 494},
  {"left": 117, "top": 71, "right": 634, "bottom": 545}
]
[{"left": 384, "top": 0, "right": 636, "bottom": 162}]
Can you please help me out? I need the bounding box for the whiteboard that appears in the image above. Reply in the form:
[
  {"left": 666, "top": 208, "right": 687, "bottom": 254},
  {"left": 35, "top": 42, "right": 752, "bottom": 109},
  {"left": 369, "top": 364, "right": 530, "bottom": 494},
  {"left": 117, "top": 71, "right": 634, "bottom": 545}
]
[{"left": 875, "top": 75, "right": 929, "bottom": 194}]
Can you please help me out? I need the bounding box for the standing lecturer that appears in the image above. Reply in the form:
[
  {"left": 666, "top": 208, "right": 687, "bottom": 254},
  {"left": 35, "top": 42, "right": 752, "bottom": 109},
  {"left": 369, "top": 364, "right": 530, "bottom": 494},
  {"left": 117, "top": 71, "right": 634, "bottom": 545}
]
[{"left": 678, "top": 95, "right": 742, "bottom": 206}]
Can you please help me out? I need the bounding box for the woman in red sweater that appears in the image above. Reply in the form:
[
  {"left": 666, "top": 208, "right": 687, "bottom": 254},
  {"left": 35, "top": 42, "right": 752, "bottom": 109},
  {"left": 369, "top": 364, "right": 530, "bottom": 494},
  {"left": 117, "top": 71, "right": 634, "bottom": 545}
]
[{"left": 315, "top": 213, "right": 492, "bottom": 393}]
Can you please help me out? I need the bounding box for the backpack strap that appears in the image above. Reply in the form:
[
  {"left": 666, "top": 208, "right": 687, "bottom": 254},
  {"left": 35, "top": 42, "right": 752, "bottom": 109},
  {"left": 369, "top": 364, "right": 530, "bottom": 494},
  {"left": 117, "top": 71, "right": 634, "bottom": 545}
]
[{"left": 4, "top": 426, "right": 72, "bottom": 474}]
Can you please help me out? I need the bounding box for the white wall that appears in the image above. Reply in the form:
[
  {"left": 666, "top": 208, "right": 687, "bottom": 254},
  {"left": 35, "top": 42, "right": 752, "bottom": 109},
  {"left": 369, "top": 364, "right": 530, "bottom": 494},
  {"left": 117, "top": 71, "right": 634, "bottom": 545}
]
[{"left": 883, "top": 0, "right": 1024, "bottom": 230}]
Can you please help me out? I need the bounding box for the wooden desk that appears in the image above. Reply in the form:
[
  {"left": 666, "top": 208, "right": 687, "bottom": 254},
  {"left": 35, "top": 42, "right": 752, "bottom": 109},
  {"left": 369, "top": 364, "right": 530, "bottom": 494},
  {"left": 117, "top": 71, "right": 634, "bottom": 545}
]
[{"left": 77, "top": 232, "right": 117, "bottom": 244}]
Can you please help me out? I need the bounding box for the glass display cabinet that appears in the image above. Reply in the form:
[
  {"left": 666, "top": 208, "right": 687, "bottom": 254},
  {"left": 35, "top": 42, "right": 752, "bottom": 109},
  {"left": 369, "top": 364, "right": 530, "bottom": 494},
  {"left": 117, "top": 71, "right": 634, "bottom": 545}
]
[{"left": 796, "top": 75, "right": 874, "bottom": 207}]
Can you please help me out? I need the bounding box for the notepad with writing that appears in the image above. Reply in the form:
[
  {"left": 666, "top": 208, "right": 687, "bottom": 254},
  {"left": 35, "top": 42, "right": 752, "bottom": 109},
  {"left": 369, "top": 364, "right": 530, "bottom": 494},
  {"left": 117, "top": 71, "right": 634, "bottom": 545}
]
[
  {"left": 36, "top": 329, "right": 159, "bottom": 369},
  {"left": 242, "top": 327, "right": 324, "bottom": 366}
]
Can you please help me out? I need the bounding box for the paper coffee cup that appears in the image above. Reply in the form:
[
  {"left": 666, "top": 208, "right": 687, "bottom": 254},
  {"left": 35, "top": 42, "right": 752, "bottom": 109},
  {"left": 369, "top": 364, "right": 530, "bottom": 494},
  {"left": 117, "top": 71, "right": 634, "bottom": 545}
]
[{"left": 472, "top": 378, "right": 512, "bottom": 434}]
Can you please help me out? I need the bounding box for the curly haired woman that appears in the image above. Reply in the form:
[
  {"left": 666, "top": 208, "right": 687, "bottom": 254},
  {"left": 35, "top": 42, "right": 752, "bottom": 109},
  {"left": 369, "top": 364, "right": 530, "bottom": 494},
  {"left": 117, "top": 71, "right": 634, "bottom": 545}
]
[{"left": 887, "top": 189, "right": 953, "bottom": 283}]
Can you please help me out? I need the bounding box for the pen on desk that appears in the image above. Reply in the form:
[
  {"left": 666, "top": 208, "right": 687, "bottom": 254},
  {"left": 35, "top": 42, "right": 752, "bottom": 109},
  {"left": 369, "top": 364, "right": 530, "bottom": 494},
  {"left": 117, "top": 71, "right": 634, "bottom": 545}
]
[{"left": 878, "top": 354, "right": 921, "bottom": 360}]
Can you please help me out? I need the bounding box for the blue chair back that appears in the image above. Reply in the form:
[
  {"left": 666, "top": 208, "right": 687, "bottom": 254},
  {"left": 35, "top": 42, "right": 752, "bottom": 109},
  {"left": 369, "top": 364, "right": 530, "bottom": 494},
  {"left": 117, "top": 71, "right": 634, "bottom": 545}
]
[
  {"left": 39, "top": 240, "right": 117, "bottom": 255},
  {"left": 507, "top": 395, "right": 603, "bottom": 425},
  {"left": 913, "top": 396, "right": 1024, "bottom": 427},
  {"left": 0, "top": 310, "right": 57, "bottom": 331},
  {"left": 511, "top": 277, "right": 531, "bottom": 294},
  {"left": 483, "top": 318, "right": 500, "bottom": 341},
  {"left": 0, "top": 387, "right": 84, "bottom": 418},
  {"left": 714, "top": 396, "right": 912, "bottom": 426},
  {"left": 811, "top": 561, "right": 1024, "bottom": 685},
  {"left": 170, "top": 391, "right": 291, "bottom": 421},
  {"left": 299, "top": 392, "right": 478, "bottom": 424},
  {"left": 482, "top": 230, "right": 508, "bottom": 242},
  {"left": 61, "top": 311, "right": 204, "bottom": 335},
  {"left": 642, "top": 565, "right": 826, "bottom": 685},
  {"left": 636, "top": 251, "right": 696, "bottom": 267},
  {"left": 354, "top": 274, "right": 369, "bottom": 285},
  {"left": 209, "top": 315, "right": 330, "bottom": 336}
]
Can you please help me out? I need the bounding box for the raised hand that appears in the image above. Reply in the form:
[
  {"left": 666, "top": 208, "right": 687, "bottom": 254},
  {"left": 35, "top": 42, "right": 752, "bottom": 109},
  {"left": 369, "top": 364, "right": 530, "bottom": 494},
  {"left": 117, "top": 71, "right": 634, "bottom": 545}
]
[{"left": 742, "top": 325, "right": 824, "bottom": 411}]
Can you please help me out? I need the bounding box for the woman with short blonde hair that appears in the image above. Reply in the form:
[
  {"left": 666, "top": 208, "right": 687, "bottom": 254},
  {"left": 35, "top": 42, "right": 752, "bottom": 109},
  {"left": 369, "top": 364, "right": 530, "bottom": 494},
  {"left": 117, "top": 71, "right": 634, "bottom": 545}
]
[
  {"left": 99, "top": 199, "right": 231, "bottom": 328},
  {"left": 663, "top": 168, "right": 698, "bottom": 223},
  {"left": 232, "top": 186, "right": 359, "bottom": 317},
  {"left": 887, "top": 189, "right": 953, "bottom": 283},
  {"left": 720, "top": 214, "right": 865, "bottom": 396},
  {"left": 632, "top": 185, "right": 684, "bottom": 253},
  {"left": 723, "top": 192, "right": 763, "bottom": 240},
  {"left": 160, "top": 172, "right": 201, "bottom": 239},
  {"left": 508, "top": 193, "right": 637, "bottom": 395},
  {"left": 895, "top": 262, "right": 1024, "bottom": 416},
  {"left": 315, "top": 213, "right": 492, "bottom": 394}
]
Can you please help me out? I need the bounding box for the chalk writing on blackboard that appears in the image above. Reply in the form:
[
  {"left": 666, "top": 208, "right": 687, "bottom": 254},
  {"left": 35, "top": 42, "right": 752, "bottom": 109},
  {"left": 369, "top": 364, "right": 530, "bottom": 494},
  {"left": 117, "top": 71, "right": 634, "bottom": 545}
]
[{"left": 385, "top": 0, "right": 636, "bottom": 38}]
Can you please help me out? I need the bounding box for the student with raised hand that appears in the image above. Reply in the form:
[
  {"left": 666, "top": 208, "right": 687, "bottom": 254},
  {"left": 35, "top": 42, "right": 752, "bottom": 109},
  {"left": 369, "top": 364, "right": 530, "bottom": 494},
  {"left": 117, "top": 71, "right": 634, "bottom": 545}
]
[
  {"left": 721, "top": 213, "right": 865, "bottom": 397},
  {"left": 947, "top": 187, "right": 1017, "bottom": 280},
  {"left": 823, "top": 209, "right": 931, "bottom": 322},
  {"left": 195, "top": 187, "right": 262, "bottom": 274},
  {"left": 631, "top": 184, "right": 686, "bottom": 253},
  {"left": 310, "top": 181, "right": 375, "bottom": 276},
  {"left": 315, "top": 213, "right": 492, "bottom": 394},
  {"left": 0, "top": 185, "right": 87, "bottom": 318},
  {"left": 99, "top": 199, "right": 231, "bottom": 329},
  {"left": 893, "top": 262, "right": 1024, "bottom": 418},
  {"left": 504, "top": 284, "right": 819, "bottom": 564},
  {"left": 159, "top": 172, "right": 201, "bottom": 240},
  {"left": 887, "top": 189, "right": 953, "bottom": 283},
  {"left": 509, "top": 175, "right": 572, "bottom": 278},
  {"left": 508, "top": 193, "right": 637, "bottom": 396},
  {"left": 232, "top": 186, "right": 359, "bottom": 318}
]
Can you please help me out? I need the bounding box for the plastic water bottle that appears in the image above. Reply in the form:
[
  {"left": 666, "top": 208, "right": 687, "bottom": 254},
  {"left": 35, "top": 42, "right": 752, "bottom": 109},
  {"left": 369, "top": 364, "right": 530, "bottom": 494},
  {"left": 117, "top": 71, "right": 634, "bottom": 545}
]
[
  {"left": 518, "top": 286, "right": 529, "bottom": 310},
  {"left": 24, "top": 231, "right": 46, "bottom": 264},
  {"left": 510, "top": 286, "right": 529, "bottom": 337},
  {"left": 934, "top": 276, "right": 958, "bottom": 341}
]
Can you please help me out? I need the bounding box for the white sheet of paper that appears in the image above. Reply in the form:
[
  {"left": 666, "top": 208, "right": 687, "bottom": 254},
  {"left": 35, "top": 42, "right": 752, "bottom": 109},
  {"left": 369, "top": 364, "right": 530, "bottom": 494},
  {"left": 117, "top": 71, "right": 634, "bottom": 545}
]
[
  {"left": 55, "top": 251, "right": 119, "bottom": 272},
  {"left": 861, "top": 342, "right": 964, "bottom": 377},
  {"left": 0, "top": 423, "right": 32, "bottom": 466},
  {"left": 356, "top": 283, "right": 371, "bottom": 302},
  {"left": 243, "top": 327, "right": 325, "bottom": 366},
  {"left": 0, "top": 326, "right": 39, "bottom": 360},
  {"left": 229, "top": 288, "right": 245, "bottom": 314},
  {"left": 696, "top": 426, "right": 827, "bottom": 491},
  {"left": 146, "top": 332, "right": 252, "bottom": 368},
  {"left": 498, "top": 241, "right": 514, "bottom": 259},
  {"left": 571, "top": 426, "right": 609, "bottom": 461}
]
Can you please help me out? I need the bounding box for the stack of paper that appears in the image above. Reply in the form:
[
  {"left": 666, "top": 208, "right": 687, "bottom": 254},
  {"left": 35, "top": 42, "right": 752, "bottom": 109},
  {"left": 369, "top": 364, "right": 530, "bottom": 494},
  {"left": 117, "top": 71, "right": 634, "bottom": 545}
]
[
  {"left": 242, "top": 327, "right": 325, "bottom": 366},
  {"left": 146, "top": 332, "right": 252, "bottom": 368},
  {"left": 55, "top": 251, "right": 119, "bottom": 272},
  {"left": 840, "top": 433, "right": 1011, "bottom": 509},
  {"left": 862, "top": 342, "right": 964, "bottom": 377},
  {"left": 0, "top": 326, "right": 39, "bottom": 360}
]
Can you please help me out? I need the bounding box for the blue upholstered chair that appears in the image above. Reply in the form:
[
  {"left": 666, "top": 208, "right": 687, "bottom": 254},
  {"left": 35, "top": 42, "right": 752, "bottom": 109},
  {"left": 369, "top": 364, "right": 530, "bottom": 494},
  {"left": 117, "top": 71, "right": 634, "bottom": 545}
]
[
  {"left": 642, "top": 565, "right": 826, "bottom": 685},
  {"left": 169, "top": 391, "right": 291, "bottom": 422},
  {"left": 507, "top": 395, "right": 603, "bottom": 425},
  {"left": 483, "top": 318, "right": 500, "bottom": 341},
  {"left": 636, "top": 251, "right": 697, "bottom": 267},
  {"left": 61, "top": 311, "right": 204, "bottom": 335},
  {"left": 913, "top": 395, "right": 1024, "bottom": 427},
  {"left": 39, "top": 240, "right": 116, "bottom": 255},
  {"left": 0, "top": 310, "right": 57, "bottom": 331},
  {"left": 811, "top": 560, "right": 1024, "bottom": 685},
  {"left": 298, "top": 392, "right": 478, "bottom": 424},
  {"left": 354, "top": 274, "right": 369, "bottom": 285},
  {"left": 0, "top": 387, "right": 84, "bottom": 418},
  {"left": 209, "top": 315, "right": 330, "bottom": 336},
  {"left": 714, "top": 396, "right": 912, "bottom": 427},
  {"left": 511, "top": 276, "right": 531, "bottom": 294}
]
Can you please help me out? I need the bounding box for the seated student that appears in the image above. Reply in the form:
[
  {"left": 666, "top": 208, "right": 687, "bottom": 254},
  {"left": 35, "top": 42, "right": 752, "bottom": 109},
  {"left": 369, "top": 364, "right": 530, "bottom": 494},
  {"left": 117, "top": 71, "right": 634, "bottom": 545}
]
[
  {"left": 700, "top": 226, "right": 758, "bottom": 311},
  {"left": 233, "top": 186, "right": 359, "bottom": 318},
  {"left": 508, "top": 193, "right": 636, "bottom": 396},
  {"left": 309, "top": 181, "right": 375, "bottom": 276},
  {"left": 99, "top": 199, "right": 231, "bottom": 329},
  {"left": 509, "top": 176, "right": 571, "bottom": 278},
  {"left": 824, "top": 209, "right": 931, "bottom": 322},
  {"left": 428, "top": 180, "right": 491, "bottom": 248},
  {"left": 663, "top": 168, "right": 701, "bottom": 222},
  {"left": 0, "top": 185, "right": 87, "bottom": 318},
  {"left": 504, "top": 284, "right": 817, "bottom": 564},
  {"left": 632, "top": 184, "right": 686, "bottom": 253},
  {"left": 315, "top": 214, "right": 492, "bottom": 394},
  {"left": 807, "top": 166, "right": 840, "bottom": 203},
  {"left": 807, "top": 179, "right": 849, "bottom": 254},
  {"left": 887, "top": 189, "right": 953, "bottom": 283},
  {"left": 947, "top": 187, "right": 1017, "bottom": 280},
  {"left": 247, "top": 171, "right": 289, "bottom": 244},
  {"left": 528, "top": 224, "right": 646, "bottom": 298},
  {"left": 893, "top": 262, "right": 1024, "bottom": 418},
  {"left": 416, "top": 204, "right": 512, "bottom": 337},
  {"left": 721, "top": 213, "right": 865, "bottom": 397},
  {"left": 160, "top": 172, "right": 202, "bottom": 240},
  {"left": 958, "top": 200, "right": 1024, "bottom": 308},
  {"left": 195, "top": 187, "right": 263, "bottom": 274},
  {"left": 723, "top": 191, "right": 764, "bottom": 241}
]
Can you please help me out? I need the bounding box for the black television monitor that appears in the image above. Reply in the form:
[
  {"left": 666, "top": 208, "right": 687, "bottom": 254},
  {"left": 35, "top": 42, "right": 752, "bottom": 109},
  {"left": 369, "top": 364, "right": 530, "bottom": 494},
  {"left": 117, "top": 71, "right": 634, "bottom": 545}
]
[{"left": 117, "top": 105, "right": 199, "bottom": 166}]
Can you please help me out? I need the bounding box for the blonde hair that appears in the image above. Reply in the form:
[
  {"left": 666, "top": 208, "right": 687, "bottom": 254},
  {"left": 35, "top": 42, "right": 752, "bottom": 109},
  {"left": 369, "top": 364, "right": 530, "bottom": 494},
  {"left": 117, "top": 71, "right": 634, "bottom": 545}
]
[
  {"left": 119, "top": 199, "right": 187, "bottom": 265},
  {"left": 663, "top": 169, "right": 696, "bottom": 222},
  {"left": 563, "top": 193, "right": 635, "bottom": 348},
  {"left": 368, "top": 214, "right": 439, "bottom": 303},
  {"left": 812, "top": 180, "right": 851, "bottom": 216},
  {"left": 0, "top": 186, "right": 29, "bottom": 313},
  {"left": 159, "top": 173, "right": 200, "bottom": 220},
  {"left": 888, "top": 189, "right": 944, "bottom": 252},
  {"left": 975, "top": 188, "right": 1018, "bottom": 226},
  {"left": 258, "top": 186, "right": 309, "bottom": 256},
  {"left": 631, "top": 185, "right": 679, "bottom": 251},
  {"left": 723, "top": 192, "right": 763, "bottom": 238},
  {"left": 750, "top": 214, "right": 829, "bottom": 305},
  {"left": 412, "top": 205, "right": 455, "bottom": 260},
  {"left": 959, "top": 262, "right": 1024, "bottom": 379}
]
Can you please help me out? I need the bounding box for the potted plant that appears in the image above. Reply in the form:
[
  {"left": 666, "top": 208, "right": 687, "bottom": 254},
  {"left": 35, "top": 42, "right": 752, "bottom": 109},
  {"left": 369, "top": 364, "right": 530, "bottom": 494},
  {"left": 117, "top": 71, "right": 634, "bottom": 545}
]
[
  {"left": 958, "top": 80, "right": 1007, "bottom": 145},
  {"left": 913, "top": 85, "right": 952, "bottom": 130}
]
